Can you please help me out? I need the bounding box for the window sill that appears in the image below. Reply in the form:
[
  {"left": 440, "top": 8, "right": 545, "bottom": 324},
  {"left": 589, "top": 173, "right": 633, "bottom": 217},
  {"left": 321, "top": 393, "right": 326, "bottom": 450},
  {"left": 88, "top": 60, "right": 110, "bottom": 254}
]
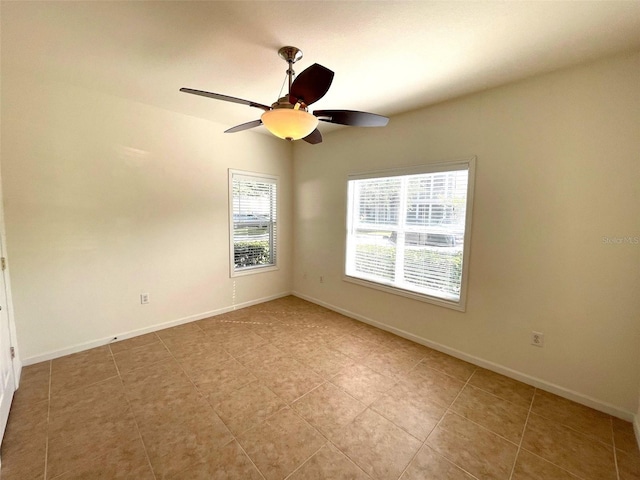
[
  {"left": 231, "top": 265, "right": 279, "bottom": 278},
  {"left": 343, "top": 275, "right": 467, "bottom": 312}
]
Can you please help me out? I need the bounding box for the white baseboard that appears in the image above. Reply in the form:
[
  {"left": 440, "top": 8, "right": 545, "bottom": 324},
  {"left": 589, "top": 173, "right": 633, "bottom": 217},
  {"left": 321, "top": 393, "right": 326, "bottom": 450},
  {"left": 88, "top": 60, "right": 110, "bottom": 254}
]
[
  {"left": 292, "top": 291, "right": 635, "bottom": 421},
  {"left": 22, "top": 291, "right": 291, "bottom": 366}
]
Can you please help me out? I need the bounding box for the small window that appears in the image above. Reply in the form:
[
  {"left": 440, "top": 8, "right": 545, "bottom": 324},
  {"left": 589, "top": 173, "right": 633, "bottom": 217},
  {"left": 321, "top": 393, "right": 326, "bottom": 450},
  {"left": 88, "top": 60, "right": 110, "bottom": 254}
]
[
  {"left": 344, "top": 158, "right": 475, "bottom": 311},
  {"left": 229, "top": 170, "right": 278, "bottom": 276}
]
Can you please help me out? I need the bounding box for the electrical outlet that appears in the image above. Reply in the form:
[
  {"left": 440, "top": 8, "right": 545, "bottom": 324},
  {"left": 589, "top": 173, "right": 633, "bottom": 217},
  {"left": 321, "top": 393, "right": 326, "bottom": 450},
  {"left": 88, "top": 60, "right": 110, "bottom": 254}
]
[
  {"left": 319, "top": 276, "right": 324, "bottom": 283},
  {"left": 303, "top": 272, "right": 307, "bottom": 280},
  {"left": 140, "top": 293, "right": 149, "bottom": 304},
  {"left": 531, "top": 331, "right": 544, "bottom": 347}
]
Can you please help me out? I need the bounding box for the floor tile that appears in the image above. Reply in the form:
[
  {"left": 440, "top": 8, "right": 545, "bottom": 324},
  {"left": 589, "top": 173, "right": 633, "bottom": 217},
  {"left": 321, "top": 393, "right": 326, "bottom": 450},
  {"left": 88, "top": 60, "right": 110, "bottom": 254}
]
[
  {"left": 288, "top": 443, "right": 371, "bottom": 480},
  {"left": 235, "top": 342, "right": 286, "bottom": 366},
  {"left": 213, "top": 382, "right": 286, "bottom": 436},
  {"left": 46, "top": 411, "right": 141, "bottom": 478},
  {"left": 0, "top": 439, "right": 47, "bottom": 480},
  {"left": 120, "top": 358, "right": 192, "bottom": 403},
  {"left": 198, "top": 319, "right": 253, "bottom": 342},
  {"left": 333, "top": 409, "right": 422, "bottom": 480},
  {"left": 277, "top": 334, "right": 322, "bottom": 358},
  {"left": 330, "top": 334, "right": 378, "bottom": 362},
  {"left": 10, "top": 361, "right": 50, "bottom": 405},
  {"left": 2, "top": 397, "right": 49, "bottom": 446},
  {"left": 247, "top": 355, "right": 325, "bottom": 404},
  {"left": 166, "top": 440, "right": 263, "bottom": 480},
  {"left": 617, "top": 447, "right": 640, "bottom": 480},
  {"left": 219, "top": 330, "right": 270, "bottom": 357},
  {"left": 237, "top": 407, "right": 326, "bottom": 480},
  {"left": 330, "top": 363, "right": 396, "bottom": 406},
  {"left": 49, "top": 376, "right": 129, "bottom": 437},
  {"left": 49, "top": 435, "right": 154, "bottom": 480},
  {"left": 136, "top": 398, "right": 233, "bottom": 478},
  {"left": 156, "top": 321, "right": 205, "bottom": 340},
  {"left": 400, "top": 445, "right": 475, "bottom": 480},
  {"left": 293, "top": 344, "right": 356, "bottom": 379},
  {"left": 421, "top": 349, "right": 476, "bottom": 382},
  {"left": 109, "top": 332, "right": 160, "bottom": 354},
  {"left": 169, "top": 339, "right": 232, "bottom": 376},
  {"left": 400, "top": 364, "right": 465, "bottom": 407},
  {"left": 364, "top": 346, "right": 424, "bottom": 379},
  {"left": 511, "top": 449, "right": 581, "bottom": 480},
  {"left": 426, "top": 412, "right": 518, "bottom": 480},
  {"left": 371, "top": 383, "right": 446, "bottom": 441},
  {"left": 521, "top": 412, "right": 616, "bottom": 480},
  {"left": 113, "top": 341, "right": 173, "bottom": 374},
  {"left": 450, "top": 384, "right": 529, "bottom": 443},
  {"left": 468, "top": 368, "right": 535, "bottom": 409},
  {"left": 292, "top": 382, "right": 366, "bottom": 440},
  {"left": 613, "top": 417, "right": 639, "bottom": 454},
  {"left": 191, "top": 358, "right": 258, "bottom": 405},
  {"left": 530, "top": 390, "right": 613, "bottom": 444},
  {"left": 0, "top": 399, "right": 48, "bottom": 480},
  {"left": 352, "top": 323, "right": 398, "bottom": 347},
  {"left": 50, "top": 346, "right": 118, "bottom": 396}
]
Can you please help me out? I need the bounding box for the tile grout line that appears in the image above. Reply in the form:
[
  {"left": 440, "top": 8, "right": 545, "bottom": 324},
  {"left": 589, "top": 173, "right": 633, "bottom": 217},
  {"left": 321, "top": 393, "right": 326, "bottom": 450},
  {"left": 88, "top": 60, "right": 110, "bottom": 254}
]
[
  {"left": 221, "top": 309, "right": 333, "bottom": 480},
  {"left": 511, "top": 393, "right": 591, "bottom": 480},
  {"left": 281, "top": 438, "right": 327, "bottom": 480},
  {"left": 507, "top": 386, "right": 537, "bottom": 480},
  {"left": 245, "top": 308, "right": 373, "bottom": 480},
  {"left": 152, "top": 330, "right": 273, "bottom": 478},
  {"left": 396, "top": 367, "right": 480, "bottom": 480},
  {"left": 107, "top": 343, "right": 158, "bottom": 480},
  {"left": 611, "top": 416, "right": 621, "bottom": 480},
  {"left": 234, "top": 439, "right": 267, "bottom": 480}
]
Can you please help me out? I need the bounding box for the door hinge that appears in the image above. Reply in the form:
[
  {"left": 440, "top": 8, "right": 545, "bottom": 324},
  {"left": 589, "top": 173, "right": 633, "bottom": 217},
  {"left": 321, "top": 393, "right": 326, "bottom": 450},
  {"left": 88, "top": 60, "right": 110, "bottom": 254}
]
[
  {"left": 1, "top": 257, "right": 6, "bottom": 271},
  {"left": 10, "top": 347, "right": 15, "bottom": 359}
]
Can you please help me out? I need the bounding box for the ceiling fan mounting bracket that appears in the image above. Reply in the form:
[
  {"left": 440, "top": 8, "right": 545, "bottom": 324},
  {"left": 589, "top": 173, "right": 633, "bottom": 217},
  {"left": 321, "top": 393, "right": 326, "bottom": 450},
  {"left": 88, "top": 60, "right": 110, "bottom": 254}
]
[{"left": 278, "top": 46, "right": 303, "bottom": 64}]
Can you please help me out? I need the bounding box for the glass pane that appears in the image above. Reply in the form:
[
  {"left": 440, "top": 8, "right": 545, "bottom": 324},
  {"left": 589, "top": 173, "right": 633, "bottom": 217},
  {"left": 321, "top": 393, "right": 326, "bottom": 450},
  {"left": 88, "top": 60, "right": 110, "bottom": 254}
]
[
  {"left": 356, "top": 177, "right": 401, "bottom": 227},
  {"left": 352, "top": 229, "right": 396, "bottom": 282},
  {"left": 232, "top": 175, "right": 277, "bottom": 270}
]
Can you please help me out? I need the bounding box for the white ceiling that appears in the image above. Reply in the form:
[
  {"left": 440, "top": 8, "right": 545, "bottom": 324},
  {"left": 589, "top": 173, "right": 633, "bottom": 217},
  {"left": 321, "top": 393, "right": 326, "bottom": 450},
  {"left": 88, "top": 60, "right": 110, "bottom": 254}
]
[{"left": 2, "top": 1, "right": 640, "bottom": 136}]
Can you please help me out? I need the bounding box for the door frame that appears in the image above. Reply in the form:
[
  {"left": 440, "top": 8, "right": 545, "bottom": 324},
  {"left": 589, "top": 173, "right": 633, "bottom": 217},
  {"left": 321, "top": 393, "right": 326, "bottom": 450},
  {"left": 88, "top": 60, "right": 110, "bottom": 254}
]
[{"left": 0, "top": 167, "right": 21, "bottom": 443}]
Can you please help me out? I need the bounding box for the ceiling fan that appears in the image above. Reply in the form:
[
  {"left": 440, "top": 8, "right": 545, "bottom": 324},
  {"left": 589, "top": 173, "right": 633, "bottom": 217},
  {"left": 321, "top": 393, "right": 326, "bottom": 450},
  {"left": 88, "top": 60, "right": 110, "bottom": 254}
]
[{"left": 180, "top": 46, "right": 389, "bottom": 145}]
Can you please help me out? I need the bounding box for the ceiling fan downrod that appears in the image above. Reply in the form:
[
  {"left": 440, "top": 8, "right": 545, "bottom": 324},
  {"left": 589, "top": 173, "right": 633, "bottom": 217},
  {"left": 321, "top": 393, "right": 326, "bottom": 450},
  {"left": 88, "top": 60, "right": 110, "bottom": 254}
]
[{"left": 278, "top": 46, "right": 303, "bottom": 96}]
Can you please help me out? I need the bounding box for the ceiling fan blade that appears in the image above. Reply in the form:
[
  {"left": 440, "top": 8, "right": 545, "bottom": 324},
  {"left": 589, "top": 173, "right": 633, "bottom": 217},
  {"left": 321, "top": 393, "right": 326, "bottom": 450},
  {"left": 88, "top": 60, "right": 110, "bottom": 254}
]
[
  {"left": 314, "top": 109, "right": 389, "bottom": 127},
  {"left": 289, "top": 64, "right": 334, "bottom": 106},
  {"left": 302, "top": 128, "right": 323, "bottom": 145},
  {"left": 224, "top": 119, "right": 263, "bottom": 133},
  {"left": 180, "top": 88, "right": 271, "bottom": 111}
]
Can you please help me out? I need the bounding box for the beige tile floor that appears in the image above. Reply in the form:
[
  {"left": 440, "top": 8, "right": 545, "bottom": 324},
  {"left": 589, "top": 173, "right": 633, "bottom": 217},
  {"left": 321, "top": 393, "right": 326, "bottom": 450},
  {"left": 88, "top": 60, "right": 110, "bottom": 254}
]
[{"left": 2, "top": 296, "right": 639, "bottom": 480}]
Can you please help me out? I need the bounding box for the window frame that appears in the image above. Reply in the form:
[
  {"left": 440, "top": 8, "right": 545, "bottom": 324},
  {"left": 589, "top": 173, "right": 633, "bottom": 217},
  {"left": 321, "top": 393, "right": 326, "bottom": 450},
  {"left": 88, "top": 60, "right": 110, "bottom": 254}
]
[
  {"left": 343, "top": 157, "right": 476, "bottom": 311},
  {"left": 228, "top": 169, "right": 279, "bottom": 277}
]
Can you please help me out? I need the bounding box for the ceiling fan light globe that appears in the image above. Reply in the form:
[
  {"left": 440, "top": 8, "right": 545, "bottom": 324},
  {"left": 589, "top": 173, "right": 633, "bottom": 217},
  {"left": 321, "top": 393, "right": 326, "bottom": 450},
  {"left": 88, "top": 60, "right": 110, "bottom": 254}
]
[{"left": 261, "top": 109, "right": 318, "bottom": 141}]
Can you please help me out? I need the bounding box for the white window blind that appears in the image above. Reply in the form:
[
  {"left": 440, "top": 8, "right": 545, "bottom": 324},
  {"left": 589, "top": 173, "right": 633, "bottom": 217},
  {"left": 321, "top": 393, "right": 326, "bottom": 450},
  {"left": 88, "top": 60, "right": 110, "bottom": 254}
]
[
  {"left": 345, "top": 159, "right": 475, "bottom": 310},
  {"left": 229, "top": 170, "right": 278, "bottom": 275}
]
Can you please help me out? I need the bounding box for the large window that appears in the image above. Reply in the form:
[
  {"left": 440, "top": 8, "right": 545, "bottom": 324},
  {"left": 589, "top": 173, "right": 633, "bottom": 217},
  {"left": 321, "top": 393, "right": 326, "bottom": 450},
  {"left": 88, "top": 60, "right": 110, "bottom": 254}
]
[
  {"left": 229, "top": 170, "right": 278, "bottom": 276},
  {"left": 345, "top": 158, "right": 475, "bottom": 310}
]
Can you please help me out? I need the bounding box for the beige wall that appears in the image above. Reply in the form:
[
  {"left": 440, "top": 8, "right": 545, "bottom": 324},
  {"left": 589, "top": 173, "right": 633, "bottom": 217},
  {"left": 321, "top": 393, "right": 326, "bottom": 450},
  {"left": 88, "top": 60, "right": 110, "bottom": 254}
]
[
  {"left": 1, "top": 71, "right": 293, "bottom": 361},
  {"left": 292, "top": 52, "right": 640, "bottom": 415},
  {"left": 2, "top": 51, "right": 638, "bottom": 417}
]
